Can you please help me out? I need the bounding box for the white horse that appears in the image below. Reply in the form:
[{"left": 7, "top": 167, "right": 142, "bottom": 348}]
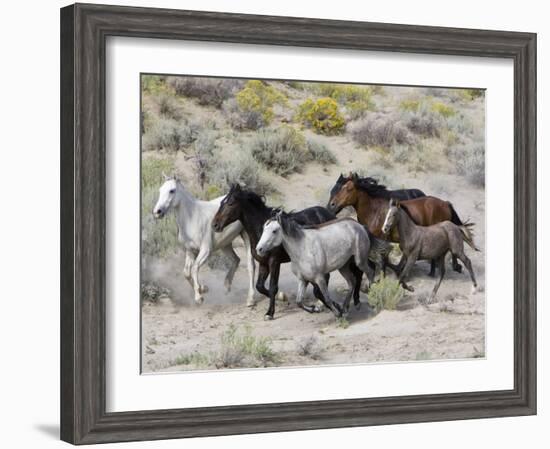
[
  {"left": 256, "top": 211, "right": 373, "bottom": 316},
  {"left": 153, "top": 176, "right": 256, "bottom": 306}
]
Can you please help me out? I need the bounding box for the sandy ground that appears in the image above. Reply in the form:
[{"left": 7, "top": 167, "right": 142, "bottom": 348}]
[{"left": 142, "top": 140, "right": 486, "bottom": 373}]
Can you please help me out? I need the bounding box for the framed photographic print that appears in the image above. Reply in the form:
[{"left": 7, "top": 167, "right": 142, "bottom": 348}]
[{"left": 60, "top": 3, "right": 537, "bottom": 445}]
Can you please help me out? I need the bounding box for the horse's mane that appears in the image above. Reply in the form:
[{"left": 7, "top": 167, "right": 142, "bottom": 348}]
[
  {"left": 353, "top": 176, "right": 393, "bottom": 198},
  {"left": 399, "top": 202, "right": 415, "bottom": 220},
  {"left": 237, "top": 189, "right": 270, "bottom": 211},
  {"left": 278, "top": 213, "right": 304, "bottom": 239}
]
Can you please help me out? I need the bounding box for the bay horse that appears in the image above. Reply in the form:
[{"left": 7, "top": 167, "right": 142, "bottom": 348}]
[
  {"left": 382, "top": 198, "right": 479, "bottom": 303},
  {"left": 256, "top": 211, "right": 374, "bottom": 317},
  {"left": 212, "top": 184, "right": 364, "bottom": 319},
  {"left": 153, "top": 176, "right": 256, "bottom": 306},
  {"left": 327, "top": 173, "right": 469, "bottom": 275}
]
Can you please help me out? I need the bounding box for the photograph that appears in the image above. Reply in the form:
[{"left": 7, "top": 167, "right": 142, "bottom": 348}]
[{"left": 140, "top": 74, "right": 486, "bottom": 373}]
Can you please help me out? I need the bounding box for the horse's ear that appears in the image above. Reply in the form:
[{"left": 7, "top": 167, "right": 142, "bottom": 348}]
[
  {"left": 351, "top": 172, "right": 359, "bottom": 184},
  {"left": 162, "top": 171, "right": 170, "bottom": 181},
  {"left": 337, "top": 173, "right": 344, "bottom": 182},
  {"left": 390, "top": 198, "right": 399, "bottom": 207}
]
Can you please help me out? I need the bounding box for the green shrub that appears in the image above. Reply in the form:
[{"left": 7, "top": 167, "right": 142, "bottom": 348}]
[
  {"left": 367, "top": 276, "right": 404, "bottom": 313},
  {"left": 296, "top": 97, "right": 345, "bottom": 135},
  {"left": 448, "top": 142, "right": 485, "bottom": 187},
  {"left": 400, "top": 99, "right": 421, "bottom": 112},
  {"left": 167, "top": 76, "right": 241, "bottom": 107},
  {"left": 142, "top": 118, "right": 198, "bottom": 152},
  {"left": 431, "top": 101, "right": 456, "bottom": 118},
  {"left": 247, "top": 126, "right": 309, "bottom": 176},
  {"left": 141, "top": 185, "right": 178, "bottom": 257},
  {"left": 208, "top": 149, "right": 273, "bottom": 196},
  {"left": 214, "top": 324, "right": 278, "bottom": 368},
  {"left": 223, "top": 98, "right": 265, "bottom": 130},
  {"left": 141, "top": 157, "right": 178, "bottom": 258},
  {"left": 141, "top": 156, "right": 175, "bottom": 188},
  {"left": 306, "top": 137, "right": 337, "bottom": 165},
  {"left": 156, "top": 93, "right": 183, "bottom": 120},
  {"left": 349, "top": 112, "right": 411, "bottom": 148},
  {"left": 459, "top": 88, "right": 485, "bottom": 101},
  {"left": 314, "top": 83, "right": 373, "bottom": 105},
  {"left": 141, "top": 75, "right": 168, "bottom": 94},
  {"left": 403, "top": 104, "right": 443, "bottom": 137}
]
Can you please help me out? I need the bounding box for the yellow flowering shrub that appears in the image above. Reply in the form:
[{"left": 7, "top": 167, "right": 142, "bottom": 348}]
[
  {"left": 296, "top": 97, "right": 345, "bottom": 135},
  {"left": 235, "top": 80, "right": 287, "bottom": 125},
  {"left": 431, "top": 101, "right": 456, "bottom": 118}
]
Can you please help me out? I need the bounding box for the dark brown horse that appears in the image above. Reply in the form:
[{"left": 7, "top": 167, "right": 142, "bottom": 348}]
[{"left": 327, "top": 173, "right": 470, "bottom": 275}]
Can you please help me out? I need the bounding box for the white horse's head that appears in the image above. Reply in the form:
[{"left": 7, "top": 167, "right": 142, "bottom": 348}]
[
  {"left": 256, "top": 218, "right": 283, "bottom": 256},
  {"left": 153, "top": 177, "right": 178, "bottom": 219}
]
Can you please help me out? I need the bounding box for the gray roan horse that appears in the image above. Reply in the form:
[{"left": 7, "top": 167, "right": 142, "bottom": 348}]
[
  {"left": 153, "top": 176, "right": 256, "bottom": 306},
  {"left": 381, "top": 198, "right": 479, "bottom": 303},
  {"left": 256, "top": 211, "right": 374, "bottom": 317}
]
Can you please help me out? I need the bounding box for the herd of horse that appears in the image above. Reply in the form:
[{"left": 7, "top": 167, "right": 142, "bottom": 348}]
[{"left": 152, "top": 172, "right": 480, "bottom": 320}]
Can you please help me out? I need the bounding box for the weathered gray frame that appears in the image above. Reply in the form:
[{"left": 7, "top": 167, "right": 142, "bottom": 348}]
[{"left": 60, "top": 3, "right": 537, "bottom": 444}]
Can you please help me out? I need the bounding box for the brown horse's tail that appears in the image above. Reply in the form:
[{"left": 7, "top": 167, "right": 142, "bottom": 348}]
[
  {"left": 448, "top": 202, "right": 464, "bottom": 226},
  {"left": 459, "top": 222, "right": 480, "bottom": 252}
]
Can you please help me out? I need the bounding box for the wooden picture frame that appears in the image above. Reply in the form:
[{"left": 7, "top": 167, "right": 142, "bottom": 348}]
[{"left": 60, "top": 3, "right": 536, "bottom": 444}]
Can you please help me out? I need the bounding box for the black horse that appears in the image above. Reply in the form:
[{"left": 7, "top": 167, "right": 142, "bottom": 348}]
[{"left": 212, "top": 184, "right": 364, "bottom": 320}]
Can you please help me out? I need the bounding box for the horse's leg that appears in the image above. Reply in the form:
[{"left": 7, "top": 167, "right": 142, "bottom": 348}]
[
  {"left": 312, "top": 273, "right": 331, "bottom": 312},
  {"left": 349, "top": 261, "right": 363, "bottom": 310},
  {"left": 313, "top": 275, "right": 341, "bottom": 317},
  {"left": 338, "top": 264, "right": 357, "bottom": 314},
  {"left": 182, "top": 249, "right": 194, "bottom": 288},
  {"left": 240, "top": 232, "right": 256, "bottom": 306},
  {"left": 221, "top": 245, "right": 239, "bottom": 292},
  {"left": 255, "top": 263, "right": 270, "bottom": 297},
  {"left": 191, "top": 246, "right": 211, "bottom": 304},
  {"left": 265, "top": 258, "right": 281, "bottom": 320},
  {"left": 456, "top": 252, "right": 478, "bottom": 293},
  {"left": 428, "top": 259, "right": 436, "bottom": 277},
  {"left": 427, "top": 255, "right": 446, "bottom": 304},
  {"left": 311, "top": 273, "right": 330, "bottom": 312},
  {"left": 398, "top": 254, "right": 417, "bottom": 292},
  {"left": 451, "top": 254, "right": 463, "bottom": 273},
  {"left": 294, "top": 276, "right": 316, "bottom": 314}
]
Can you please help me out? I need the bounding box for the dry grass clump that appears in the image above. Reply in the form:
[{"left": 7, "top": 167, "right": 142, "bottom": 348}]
[
  {"left": 213, "top": 324, "right": 279, "bottom": 368},
  {"left": 367, "top": 275, "right": 404, "bottom": 313},
  {"left": 296, "top": 335, "right": 323, "bottom": 360}
]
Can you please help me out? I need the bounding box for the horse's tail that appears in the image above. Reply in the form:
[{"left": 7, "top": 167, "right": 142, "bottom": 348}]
[
  {"left": 448, "top": 202, "right": 464, "bottom": 226},
  {"left": 365, "top": 228, "right": 392, "bottom": 264},
  {"left": 459, "top": 223, "right": 480, "bottom": 252}
]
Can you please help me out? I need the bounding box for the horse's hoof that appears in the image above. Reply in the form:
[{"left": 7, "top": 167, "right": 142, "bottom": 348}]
[
  {"left": 199, "top": 285, "right": 209, "bottom": 294},
  {"left": 276, "top": 291, "right": 287, "bottom": 302},
  {"left": 246, "top": 298, "right": 256, "bottom": 307},
  {"left": 428, "top": 272, "right": 436, "bottom": 278},
  {"left": 194, "top": 296, "right": 204, "bottom": 305},
  {"left": 315, "top": 300, "right": 325, "bottom": 312},
  {"left": 354, "top": 302, "right": 362, "bottom": 311},
  {"left": 404, "top": 285, "right": 414, "bottom": 292},
  {"left": 264, "top": 314, "right": 274, "bottom": 321},
  {"left": 471, "top": 286, "right": 478, "bottom": 295},
  {"left": 453, "top": 266, "right": 463, "bottom": 273}
]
